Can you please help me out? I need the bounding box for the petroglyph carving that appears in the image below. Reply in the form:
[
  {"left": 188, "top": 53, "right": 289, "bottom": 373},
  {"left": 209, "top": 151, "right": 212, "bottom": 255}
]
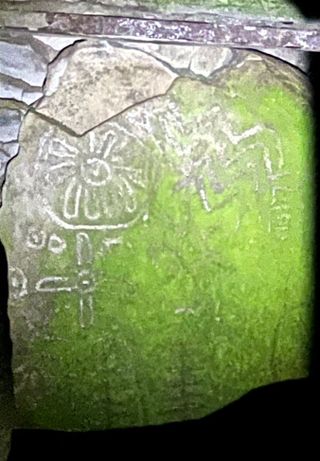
[
  {"left": 100, "top": 237, "right": 123, "bottom": 254},
  {"left": 155, "top": 99, "right": 289, "bottom": 236},
  {"left": 26, "top": 228, "right": 47, "bottom": 250},
  {"left": 27, "top": 228, "right": 67, "bottom": 254},
  {"left": 76, "top": 232, "right": 92, "bottom": 268},
  {"left": 37, "top": 126, "right": 150, "bottom": 230},
  {"left": 36, "top": 232, "right": 95, "bottom": 328},
  {"left": 35, "top": 276, "right": 73, "bottom": 293},
  {"left": 48, "top": 234, "right": 67, "bottom": 255},
  {"left": 9, "top": 267, "right": 28, "bottom": 300}
]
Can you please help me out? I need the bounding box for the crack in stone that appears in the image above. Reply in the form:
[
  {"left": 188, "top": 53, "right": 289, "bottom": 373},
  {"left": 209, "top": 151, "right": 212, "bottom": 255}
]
[
  {"left": 77, "top": 78, "right": 179, "bottom": 137},
  {"left": 0, "top": 67, "right": 175, "bottom": 208},
  {"left": 17, "top": 73, "right": 178, "bottom": 140},
  {"left": 0, "top": 110, "right": 24, "bottom": 208},
  {"left": 2, "top": 39, "right": 299, "bottom": 209},
  {"left": 111, "top": 39, "right": 185, "bottom": 76},
  {"left": 33, "top": 38, "right": 86, "bottom": 106},
  {"left": 0, "top": 73, "right": 44, "bottom": 105},
  {"left": 111, "top": 39, "right": 238, "bottom": 81},
  {"left": 0, "top": 37, "right": 87, "bottom": 209}
]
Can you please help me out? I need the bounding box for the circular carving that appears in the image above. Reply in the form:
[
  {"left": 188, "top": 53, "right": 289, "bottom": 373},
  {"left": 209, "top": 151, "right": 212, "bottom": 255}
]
[{"left": 37, "top": 124, "right": 151, "bottom": 230}]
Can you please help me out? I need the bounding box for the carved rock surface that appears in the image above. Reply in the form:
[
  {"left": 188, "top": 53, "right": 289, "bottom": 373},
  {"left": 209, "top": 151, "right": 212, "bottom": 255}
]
[
  {"left": 0, "top": 47, "right": 313, "bottom": 430},
  {"left": 36, "top": 41, "right": 177, "bottom": 135}
]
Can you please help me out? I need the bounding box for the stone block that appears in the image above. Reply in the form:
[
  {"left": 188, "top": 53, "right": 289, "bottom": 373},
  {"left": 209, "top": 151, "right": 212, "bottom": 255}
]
[{"left": 0, "top": 41, "right": 313, "bottom": 430}]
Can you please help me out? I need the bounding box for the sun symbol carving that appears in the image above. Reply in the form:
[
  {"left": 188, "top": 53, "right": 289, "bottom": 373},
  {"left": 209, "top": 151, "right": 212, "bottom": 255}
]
[{"left": 38, "top": 128, "right": 148, "bottom": 230}]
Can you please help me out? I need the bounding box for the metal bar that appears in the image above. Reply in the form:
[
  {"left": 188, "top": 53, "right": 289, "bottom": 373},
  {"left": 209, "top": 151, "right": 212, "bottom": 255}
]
[{"left": 11, "top": 12, "right": 320, "bottom": 52}]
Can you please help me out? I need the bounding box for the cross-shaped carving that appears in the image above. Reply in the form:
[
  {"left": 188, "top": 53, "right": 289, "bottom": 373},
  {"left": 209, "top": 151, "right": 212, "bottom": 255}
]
[{"left": 35, "top": 232, "right": 95, "bottom": 328}]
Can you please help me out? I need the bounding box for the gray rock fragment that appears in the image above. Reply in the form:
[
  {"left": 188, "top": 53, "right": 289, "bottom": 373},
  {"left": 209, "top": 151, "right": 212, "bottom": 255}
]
[
  {"left": 36, "top": 41, "right": 177, "bottom": 134},
  {"left": 0, "top": 109, "right": 22, "bottom": 143},
  {"left": 0, "top": 41, "right": 48, "bottom": 87},
  {"left": 0, "top": 79, "right": 23, "bottom": 102},
  {"left": 0, "top": 108, "right": 23, "bottom": 206},
  {"left": 34, "top": 34, "right": 81, "bottom": 51},
  {"left": 0, "top": 77, "right": 43, "bottom": 105},
  {"left": 260, "top": 48, "right": 309, "bottom": 73},
  {"left": 119, "top": 42, "right": 234, "bottom": 78}
]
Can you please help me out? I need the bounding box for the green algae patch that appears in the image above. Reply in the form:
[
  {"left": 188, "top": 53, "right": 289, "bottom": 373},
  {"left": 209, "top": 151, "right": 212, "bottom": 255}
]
[
  {"left": 26, "top": 172, "right": 312, "bottom": 429},
  {"left": 0, "top": 49, "right": 313, "bottom": 430}
]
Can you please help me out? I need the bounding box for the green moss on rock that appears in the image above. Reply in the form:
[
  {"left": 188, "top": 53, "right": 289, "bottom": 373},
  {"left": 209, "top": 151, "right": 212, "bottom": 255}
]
[{"left": 0, "top": 50, "right": 313, "bottom": 430}]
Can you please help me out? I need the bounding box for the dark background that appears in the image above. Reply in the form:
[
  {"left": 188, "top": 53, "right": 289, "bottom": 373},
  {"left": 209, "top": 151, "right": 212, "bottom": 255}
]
[{"left": 1, "top": 1, "right": 319, "bottom": 458}]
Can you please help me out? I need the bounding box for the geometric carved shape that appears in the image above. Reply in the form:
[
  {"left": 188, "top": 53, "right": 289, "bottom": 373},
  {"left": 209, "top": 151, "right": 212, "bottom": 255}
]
[{"left": 0, "top": 47, "right": 313, "bottom": 431}]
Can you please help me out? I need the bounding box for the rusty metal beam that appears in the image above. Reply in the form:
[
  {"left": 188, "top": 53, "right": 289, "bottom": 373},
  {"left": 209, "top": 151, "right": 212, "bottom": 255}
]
[{"left": 3, "top": 12, "right": 320, "bottom": 52}]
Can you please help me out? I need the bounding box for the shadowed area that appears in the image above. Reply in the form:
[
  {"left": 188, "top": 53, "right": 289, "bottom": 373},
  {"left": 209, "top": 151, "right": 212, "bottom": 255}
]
[
  {"left": 290, "top": 0, "right": 320, "bottom": 384},
  {"left": 309, "top": 46, "right": 320, "bottom": 386},
  {"left": 0, "top": 240, "right": 14, "bottom": 461},
  {"left": 7, "top": 378, "right": 318, "bottom": 458}
]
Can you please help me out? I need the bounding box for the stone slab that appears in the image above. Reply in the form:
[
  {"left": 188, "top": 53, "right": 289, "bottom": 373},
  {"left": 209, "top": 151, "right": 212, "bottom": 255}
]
[
  {"left": 0, "top": 45, "right": 314, "bottom": 430},
  {"left": 35, "top": 41, "right": 176, "bottom": 135}
]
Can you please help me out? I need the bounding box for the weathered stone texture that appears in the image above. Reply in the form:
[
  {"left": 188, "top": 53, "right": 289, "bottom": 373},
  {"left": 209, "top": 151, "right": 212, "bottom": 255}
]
[
  {"left": 0, "top": 41, "right": 313, "bottom": 430},
  {"left": 0, "top": 34, "right": 80, "bottom": 204},
  {"left": 36, "top": 41, "right": 177, "bottom": 134},
  {"left": 0, "top": 0, "right": 303, "bottom": 20}
]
